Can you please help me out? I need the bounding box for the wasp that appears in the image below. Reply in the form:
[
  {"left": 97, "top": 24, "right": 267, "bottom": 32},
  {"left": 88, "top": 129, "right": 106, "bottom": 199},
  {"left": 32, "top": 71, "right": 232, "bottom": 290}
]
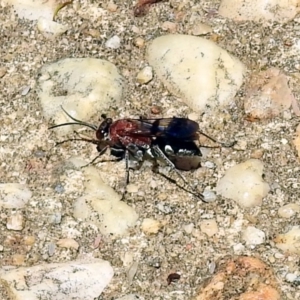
[{"left": 49, "top": 107, "right": 234, "bottom": 201}]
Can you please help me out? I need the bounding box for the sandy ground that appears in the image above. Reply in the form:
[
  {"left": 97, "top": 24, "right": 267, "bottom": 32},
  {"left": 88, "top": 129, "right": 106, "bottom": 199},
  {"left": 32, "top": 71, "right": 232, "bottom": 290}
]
[{"left": 1, "top": 0, "right": 300, "bottom": 299}]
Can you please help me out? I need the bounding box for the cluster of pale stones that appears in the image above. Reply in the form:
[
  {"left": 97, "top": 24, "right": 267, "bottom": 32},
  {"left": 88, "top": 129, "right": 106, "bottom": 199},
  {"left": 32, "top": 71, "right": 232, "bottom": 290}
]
[{"left": 1, "top": 0, "right": 300, "bottom": 299}]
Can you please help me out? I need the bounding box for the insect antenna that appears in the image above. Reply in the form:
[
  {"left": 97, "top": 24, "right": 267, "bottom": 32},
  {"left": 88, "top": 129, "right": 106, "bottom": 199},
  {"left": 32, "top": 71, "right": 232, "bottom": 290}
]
[
  {"left": 198, "top": 130, "right": 236, "bottom": 148},
  {"left": 48, "top": 106, "right": 98, "bottom": 131}
]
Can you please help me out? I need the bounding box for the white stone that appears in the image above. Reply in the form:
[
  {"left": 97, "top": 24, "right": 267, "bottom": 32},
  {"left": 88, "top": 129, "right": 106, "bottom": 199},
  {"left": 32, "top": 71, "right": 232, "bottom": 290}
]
[
  {"left": 136, "top": 66, "right": 153, "bottom": 84},
  {"left": 147, "top": 34, "right": 245, "bottom": 112},
  {"left": 274, "top": 226, "right": 300, "bottom": 254},
  {"left": 141, "top": 218, "right": 162, "bottom": 234},
  {"left": 219, "top": 0, "right": 300, "bottom": 23},
  {"left": 73, "top": 166, "right": 138, "bottom": 237},
  {"left": 56, "top": 238, "right": 79, "bottom": 250},
  {"left": 242, "top": 226, "right": 265, "bottom": 246},
  {"left": 6, "top": 213, "right": 24, "bottom": 231},
  {"left": 0, "top": 184, "right": 32, "bottom": 209},
  {"left": 105, "top": 35, "right": 121, "bottom": 49},
  {"left": 3, "top": 0, "right": 70, "bottom": 21},
  {"left": 216, "top": 159, "right": 270, "bottom": 208},
  {"left": 0, "top": 259, "right": 114, "bottom": 300},
  {"left": 200, "top": 219, "right": 218, "bottom": 237},
  {"left": 183, "top": 223, "right": 194, "bottom": 234},
  {"left": 278, "top": 203, "right": 300, "bottom": 218},
  {"left": 37, "top": 17, "right": 69, "bottom": 38},
  {"left": 38, "top": 58, "right": 123, "bottom": 137}
]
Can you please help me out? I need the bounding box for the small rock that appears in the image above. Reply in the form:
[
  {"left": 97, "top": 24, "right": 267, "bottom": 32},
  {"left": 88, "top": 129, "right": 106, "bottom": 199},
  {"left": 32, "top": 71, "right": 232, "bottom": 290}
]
[
  {"left": 57, "top": 238, "right": 79, "bottom": 250},
  {"left": 216, "top": 159, "right": 270, "bottom": 208},
  {"left": 191, "top": 23, "right": 212, "bottom": 36},
  {"left": 278, "top": 203, "right": 300, "bottom": 218},
  {"left": 195, "top": 256, "right": 280, "bottom": 300},
  {"left": 147, "top": 34, "right": 245, "bottom": 112},
  {"left": 141, "top": 218, "right": 162, "bottom": 234},
  {"left": 37, "top": 17, "right": 69, "bottom": 38},
  {"left": 0, "top": 183, "right": 32, "bottom": 209},
  {"left": 7, "top": 213, "right": 24, "bottom": 231},
  {"left": 106, "top": 2, "right": 118, "bottom": 12},
  {"left": 219, "top": 0, "right": 300, "bottom": 23},
  {"left": 3, "top": 0, "right": 72, "bottom": 21},
  {"left": 38, "top": 58, "right": 123, "bottom": 137},
  {"left": 136, "top": 66, "right": 153, "bottom": 84},
  {"left": 200, "top": 219, "right": 218, "bottom": 237},
  {"left": 161, "top": 21, "right": 177, "bottom": 33},
  {"left": 274, "top": 226, "right": 300, "bottom": 255},
  {"left": 126, "top": 184, "right": 139, "bottom": 193},
  {"left": 183, "top": 223, "right": 194, "bottom": 234},
  {"left": 0, "top": 259, "right": 114, "bottom": 299},
  {"left": 23, "top": 236, "right": 36, "bottom": 246},
  {"left": 293, "top": 124, "right": 300, "bottom": 159},
  {"left": 48, "top": 242, "right": 56, "bottom": 256},
  {"left": 0, "top": 67, "right": 7, "bottom": 78},
  {"left": 105, "top": 35, "right": 121, "bottom": 49},
  {"left": 202, "top": 190, "right": 217, "bottom": 203},
  {"left": 242, "top": 226, "right": 265, "bottom": 246},
  {"left": 11, "top": 254, "right": 25, "bottom": 266},
  {"left": 244, "top": 68, "right": 295, "bottom": 120},
  {"left": 134, "top": 37, "right": 145, "bottom": 48},
  {"left": 73, "top": 166, "right": 138, "bottom": 237}
]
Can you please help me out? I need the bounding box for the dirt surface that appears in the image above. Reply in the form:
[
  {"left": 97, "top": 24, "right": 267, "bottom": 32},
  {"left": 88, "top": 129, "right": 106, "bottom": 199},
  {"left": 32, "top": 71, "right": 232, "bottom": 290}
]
[{"left": 1, "top": 0, "right": 300, "bottom": 299}]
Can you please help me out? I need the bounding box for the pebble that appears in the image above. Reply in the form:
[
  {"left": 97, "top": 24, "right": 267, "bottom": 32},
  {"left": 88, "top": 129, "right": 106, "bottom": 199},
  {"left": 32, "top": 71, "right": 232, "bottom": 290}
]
[
  {"left": 0, "top": 259, "right": 114, "bottom": 299},
  {"left": 11, "top": 254, "right": 25, "bottom": 266},
  {"left": 202, "top": 190, "right": 217, "bottom": 203},
  {"left": 278, "top": 203, "right": 300, "bottom": 218},
  {"left": 73, "top": 166, "right": 138, "bottom": 236},
  {"left": 6, "top": 213, "right": 24, "bottom": 231},
  {"left": 23, "top": 235, "right": 36, "bottom": 246},
  {"left": 219, "top": 0, "right": 300, "bottom": 23},
  {"left": 244, "top": 68, "right": 295, "bottom": 120},
  {"left": 293, "top": 124, "right": 300, "bottom": 159},
  {"left": 20, "top": 85, "right": 31, "bottom": 96},
  {"left": 183, "top": 223, "right": 194, "bottom": 234},
  {"left": 0, "top": 67, "right": 7, "bottom": 78},
  {"left": 106, "top": 2, "right": 118, "bottom": 12},
  {"left": 191, "top": 23, "right": 213, "bottom": 36},
  {"left": 147, "top": 34, "right": 245, "bottom": 112},
  {"left": 274, "top": 226, "right": 300, "bottom": 255},
  {"left": 134, "top": 37, "right": 145, "bottom": 48},
  {"left": 105, "top": 35, "right": 121, "bottom": 49},
  {"left": 38, "top": 58, "right": 123, "bottom": 137},
  {"left": 200, "top": 219, "right": 218, "bottom": 237},
  {"left": 0, "top": 183, "right": 32, "bottom": 209},
  {"left": 195, "top": 256, "right": 280, "bottom": 300},
  {"left": 136, "top": 66, "right": 153, "bottom": 84},
  {"left": 242, "top": 226, "right": 266, "bottom": 246},
  {"left": 216, "top": 159, "right": 270, "bottom": 208},
  {"left": 141, "top": 218, "right": 162, "bottom": 234},
  {"left": 161, "top": 21, "right": 177, "bottom": 33},
  {"left": 4, "top": 0, "right": 70, "bottom": 21},
  {"left": 49, "top": 212, "right": 62, "bottom": 224},
  {"left": 57, "top": 238, "right": 79, "bottom": 250},
  {"left": 37, "top": 18, "right": 70, "bottom": 38},
  {"left": 126, "top": 184, "right": 139, "bottom": 193}
]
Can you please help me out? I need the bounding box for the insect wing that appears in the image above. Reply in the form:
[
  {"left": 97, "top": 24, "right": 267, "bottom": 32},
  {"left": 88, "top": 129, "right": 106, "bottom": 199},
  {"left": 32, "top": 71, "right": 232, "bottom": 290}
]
[{"left": 134, "top": 118, "right": 199, "bottom": 139}]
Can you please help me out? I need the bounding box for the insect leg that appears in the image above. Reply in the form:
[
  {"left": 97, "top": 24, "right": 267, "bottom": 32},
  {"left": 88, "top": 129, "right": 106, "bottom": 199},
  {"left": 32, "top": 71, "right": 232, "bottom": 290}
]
[{"left": 151, "top": 145, "right": 188, "bottom": 184}]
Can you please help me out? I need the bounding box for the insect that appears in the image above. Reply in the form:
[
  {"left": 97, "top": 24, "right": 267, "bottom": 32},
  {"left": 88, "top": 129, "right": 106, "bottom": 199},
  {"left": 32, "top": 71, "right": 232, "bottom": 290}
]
[{"left": 49, "top": 107, "right": 233, "bottom": 201}]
